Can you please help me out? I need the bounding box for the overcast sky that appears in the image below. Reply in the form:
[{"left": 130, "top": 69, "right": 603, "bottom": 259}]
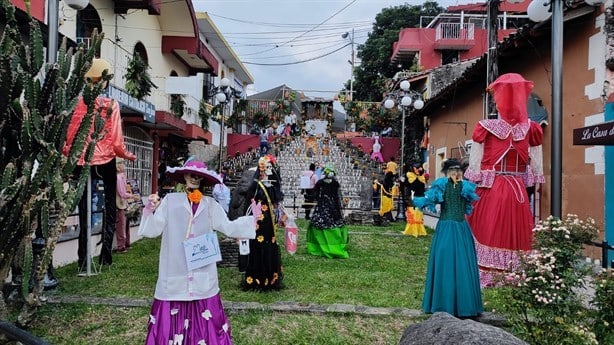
[{"left": 193, "top": 0, "right": 463, "bottom": 100}]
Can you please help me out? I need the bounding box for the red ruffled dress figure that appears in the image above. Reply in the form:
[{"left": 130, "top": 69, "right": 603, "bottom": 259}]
[{"left": 464, "top": 73, "right": 545, "bottom": 287}]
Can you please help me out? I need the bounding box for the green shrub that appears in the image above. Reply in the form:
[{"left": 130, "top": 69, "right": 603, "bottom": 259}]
[{"left": 591, "top": 268, "right": 614, "bottom": 344}]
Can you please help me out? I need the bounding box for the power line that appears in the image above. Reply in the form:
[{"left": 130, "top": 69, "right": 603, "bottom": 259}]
[
  {"left": 243, "top": 41, "right": 349, "bottom": 59},
  {"left": 239, "top": 0, "right": 358, "bottom": 57},
  {"left": 243, "top": 43, "right": 350, "bottom": 66},
  {"left": 225, "top": 33, "right": 368, "bottom": 49},
  {"left": 221, "top": 26, "right": 372, "bottom": 38},
  {"left": 207, "top": 11, "right": 371, "bottom": 28}
]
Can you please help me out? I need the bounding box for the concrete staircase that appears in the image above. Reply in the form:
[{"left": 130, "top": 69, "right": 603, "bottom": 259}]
[{"left": 275, "top": 136, "right": 375, "bottom": 215}]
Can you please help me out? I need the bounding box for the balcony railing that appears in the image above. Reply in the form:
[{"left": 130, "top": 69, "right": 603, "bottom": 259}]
[
  {"left": 150, "top": 89, "right": 200, "bottom": 124},
  {"left": 436, "top": 23, "right": 475, "bottom": 40},
  {"left": 434, "top": 23, "right": 475, "bottom": 50},
  {"left": 75, "top": 37, "right": 92, "bottom": 49}
]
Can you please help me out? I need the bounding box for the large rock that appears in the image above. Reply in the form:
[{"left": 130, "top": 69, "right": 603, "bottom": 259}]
[{"left": 399, "top": 312, "right": 527, "bottom": 345}]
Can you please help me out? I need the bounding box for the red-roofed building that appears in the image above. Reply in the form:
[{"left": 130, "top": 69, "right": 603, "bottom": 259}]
[{"left": 391, "top": 1, "right": 531, "bottom": 70}]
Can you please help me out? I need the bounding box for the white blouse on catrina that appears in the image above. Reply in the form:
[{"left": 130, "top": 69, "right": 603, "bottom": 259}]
[{"left": 139, "top": 193, "right": 255, "bottom": 301}]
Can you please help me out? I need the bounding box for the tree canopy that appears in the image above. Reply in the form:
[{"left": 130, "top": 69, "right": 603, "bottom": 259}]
[{"left": 349, "top": 1, "right": 444, "bottom": 102}]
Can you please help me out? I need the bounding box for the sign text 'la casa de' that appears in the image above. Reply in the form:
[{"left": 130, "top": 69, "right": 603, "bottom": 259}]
[{"left": 573, "top": 121, "right": 614, "bottom": 146}]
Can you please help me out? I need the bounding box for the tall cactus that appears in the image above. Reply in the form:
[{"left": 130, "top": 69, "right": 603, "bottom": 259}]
[{"left": 0, "top": 0, "right": 110, "bottom": 325}]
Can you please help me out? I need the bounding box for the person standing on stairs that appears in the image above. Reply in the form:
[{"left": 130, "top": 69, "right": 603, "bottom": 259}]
[
  {"left": 300, "top": 163, "right": 318, "bottom": 220},
  {"left": 260, "top": 129, "right": 270, "bottom": 155}
]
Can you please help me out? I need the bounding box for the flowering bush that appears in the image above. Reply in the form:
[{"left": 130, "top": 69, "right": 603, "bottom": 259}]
[
  {"left": 498, "top": 214, "right": 599, "bottom": 345},
  {"left": 591, "top": 268, "right": 614, "bottom": 344}
]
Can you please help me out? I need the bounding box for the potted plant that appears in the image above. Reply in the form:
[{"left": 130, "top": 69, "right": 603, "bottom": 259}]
[
  {"left": 124, "top": 53, "right": 157, "bottom": 100},
  {"left": 198, "top": 101, "right": 211, "bottom": 131},
  {"left": 170, "top": 94, "right": 185, "bottom": 117}
]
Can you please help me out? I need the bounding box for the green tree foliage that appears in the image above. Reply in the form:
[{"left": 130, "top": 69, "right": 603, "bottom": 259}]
[
  {"left": 0, "top": 0, "right": 107, "bottom": 326},
  {"left": 352, "top": 1, "right": 443, "bottom": 102},
  {"left": 252, "top": 111, "right": 269, "bottom": 129}
]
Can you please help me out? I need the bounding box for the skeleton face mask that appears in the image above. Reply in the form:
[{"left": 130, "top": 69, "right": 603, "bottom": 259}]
[
  {"left": 184, "top": 173, "right": 203, "bottom": 189},
  {"left": 445, "top": 167, "right": 463, "bottom": 183},
  {"left": 258, "top": 158, "right": 273, "bottom": 176}
]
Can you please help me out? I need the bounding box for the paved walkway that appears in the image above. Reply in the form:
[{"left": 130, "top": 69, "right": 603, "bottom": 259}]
[
  {"left": 45, "top": 295, "right": 507, "bottom": 326},
  {"left": 46, "top": 295, "right": 421, "bottom": 317}
]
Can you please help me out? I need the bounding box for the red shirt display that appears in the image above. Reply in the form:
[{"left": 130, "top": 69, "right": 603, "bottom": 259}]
[{"left": 63, "top": 97, "right": 136, "bottom": 165}]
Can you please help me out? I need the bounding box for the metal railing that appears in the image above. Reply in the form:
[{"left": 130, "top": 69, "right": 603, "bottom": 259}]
[
  {"left": 435, "top": 22, "right": 475, "bottom": 40},
  {"left": 0, "top": 321, "right": 51, "bottom": 345},
  {"left": 586, "top": 240, "right": 614, "bottom": 269}
]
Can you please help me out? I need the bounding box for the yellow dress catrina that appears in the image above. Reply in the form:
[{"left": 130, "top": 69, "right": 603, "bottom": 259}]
[{"left": 403, "top": 172, "right": 427, "bottom": 237}]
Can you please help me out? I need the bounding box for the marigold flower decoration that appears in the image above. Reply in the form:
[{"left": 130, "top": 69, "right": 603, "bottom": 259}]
[{"left": 187, "top": 189, "right": 203, "bottom": 203}]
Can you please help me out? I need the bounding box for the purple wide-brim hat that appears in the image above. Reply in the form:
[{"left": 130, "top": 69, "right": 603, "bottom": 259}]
[{"left": 166, "top": 160, "right": 222, "bottom": 186}]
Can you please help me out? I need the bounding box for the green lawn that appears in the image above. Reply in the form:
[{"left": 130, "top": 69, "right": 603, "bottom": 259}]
[{"left": 18, "top": 219, "right": 502, "bottom": 344}]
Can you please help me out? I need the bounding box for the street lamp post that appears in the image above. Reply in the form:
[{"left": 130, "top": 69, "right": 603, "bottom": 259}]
[
  {"left": 383, "top": 80, "right": 424, "bottom": 221},
  {"left": 342, "top": 29, "right": 355, "bottom": 102},
  {"left": 214, "top": 77, "right": 233, "bottom": 173},
  {"left": 342, "top": 29, "right": 355, "bottom": 133}
]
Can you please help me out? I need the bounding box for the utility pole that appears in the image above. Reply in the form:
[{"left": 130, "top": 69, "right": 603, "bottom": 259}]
[
  {"left": 350, "top": 28, "right": 355, "bottom": 102},
  {"left": 486, "top": 0, "right": 501, "bottom": 117}
]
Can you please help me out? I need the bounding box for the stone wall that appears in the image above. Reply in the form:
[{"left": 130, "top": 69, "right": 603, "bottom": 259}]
[{"left": 218, "top": 237, "right": 239, "bottom": 267}]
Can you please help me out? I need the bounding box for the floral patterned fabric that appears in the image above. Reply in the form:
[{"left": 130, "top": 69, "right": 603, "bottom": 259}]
[
  {"left": 145, "top": 295, "right": 232, "bottom": 345},
  {"left": 309, "top": 178, "right": 344, "bottom": 229},
  {"left": 241, "top": 177, "right": 284, "bottom": 291}
]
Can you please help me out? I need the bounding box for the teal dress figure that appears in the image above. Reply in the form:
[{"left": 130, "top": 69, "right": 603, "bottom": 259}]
[{"left": 414, "top": 159, "right": 483, "bottom": 318}]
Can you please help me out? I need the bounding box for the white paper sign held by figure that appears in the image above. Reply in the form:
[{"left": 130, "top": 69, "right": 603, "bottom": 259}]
[{"left": 183, "top": 233, "right": 222, "bottom": 271}]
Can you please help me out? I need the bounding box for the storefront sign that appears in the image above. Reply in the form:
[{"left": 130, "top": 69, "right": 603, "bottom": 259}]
[
  {"left": 573, "top": 121, "right": 614, "bottom": 145},
  {"left": 106, "top": 84, "right": 156, "bottom": 123}
]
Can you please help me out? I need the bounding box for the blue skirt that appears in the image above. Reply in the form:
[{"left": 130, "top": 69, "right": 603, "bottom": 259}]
[{"left": 422, "top": 220, "right": 483, "bottom": 317}]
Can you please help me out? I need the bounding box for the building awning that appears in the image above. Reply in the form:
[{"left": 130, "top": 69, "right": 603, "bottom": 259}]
[
  {"left": 122, "top": 110, "right": 188, "bottom": 137},
  {"left": 391, "top": 28, "right": 425, "bottom": 63},
  {"left": 161, "top": 36, "right": 219, "bottom": 75},
  {"left": 184, "top": 124, "right": 211, "bottom": 143},
  {"left": 154, "top": 111, "right": 187, "bottom": 132}
]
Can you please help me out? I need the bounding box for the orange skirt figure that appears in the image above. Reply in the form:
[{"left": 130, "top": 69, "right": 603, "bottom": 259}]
[{"left": 403, "top": 207, "right": 427, "bottom": 237}]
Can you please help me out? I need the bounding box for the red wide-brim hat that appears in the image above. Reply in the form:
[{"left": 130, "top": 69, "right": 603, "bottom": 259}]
[{"left": 166, "top": 160, "right": 222, "bottom": 186}]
